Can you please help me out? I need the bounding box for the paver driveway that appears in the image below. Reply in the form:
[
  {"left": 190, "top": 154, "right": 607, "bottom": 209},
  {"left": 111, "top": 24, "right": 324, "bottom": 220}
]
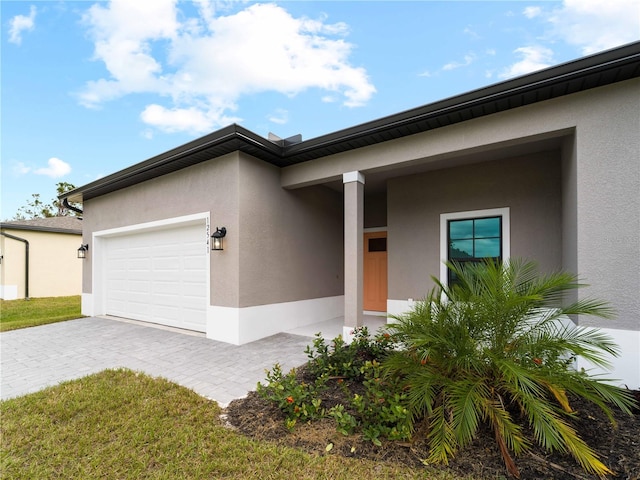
[{"left": 1, "top": 317, "right": 313, "bottom": 406}]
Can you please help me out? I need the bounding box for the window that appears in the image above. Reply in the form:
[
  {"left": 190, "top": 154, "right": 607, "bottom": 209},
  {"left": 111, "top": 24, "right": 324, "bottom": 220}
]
[
  {"left": 440, "top": 208, "right": 510, "bottom": 285},
  {"left": 368, "top": 237, "right": 387, "bottom": 252}
]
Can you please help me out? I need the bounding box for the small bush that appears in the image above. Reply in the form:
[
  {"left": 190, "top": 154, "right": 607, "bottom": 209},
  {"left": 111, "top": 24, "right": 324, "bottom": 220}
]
[
  {"left": 304, "top": 326, "right": 394, "bottom": 380},
  {"left": 328, "top": 360, "right": 412, "bottom": 445},
  {"left": 261, "top": 328, "right": 407, "bottom": 444},
  {"left": 256, "top": 363, "right": 328, "bottom": 430}
]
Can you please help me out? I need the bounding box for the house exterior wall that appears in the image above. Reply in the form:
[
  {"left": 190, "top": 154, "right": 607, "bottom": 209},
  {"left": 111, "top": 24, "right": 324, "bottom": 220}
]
[
  {"left": 76, "top": 76, "right": 638, "bottom": 381},
  {"left": 82, "top": 152, "right": 241, "bottom": 307},
  {"left": 282, "top": 78, "right": 640, "bottom": 334},
  {"left": 82, "top": 152, "right": 343, "bottom": 308},
  {"left": 0, "top": 229, "right": 82, "bottom": 299},
  {"left": 237, "top": 152, "right": 343, "bottom": 308},
  {"left": 281, "top": 78, "right": 639, "bottom": 386},
  {"left": 81, "top": 151, "right": 344, "bottom": 343},
  {"left": 387, "top": 152, "right": 562, "bottom": 301},
  {"left": 571, "top": 82, "right": 639, "bottom": 332},
  {"left": 364, "top": 192, "right": 387, "bottom": 229}
]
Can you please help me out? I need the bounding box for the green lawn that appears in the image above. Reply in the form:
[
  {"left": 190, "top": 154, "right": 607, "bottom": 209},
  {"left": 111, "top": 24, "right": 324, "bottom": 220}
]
[
  {"left": 0, "top": 296, "right": 81, "bottom": 332},
  {"left": 0, "top": 369, "right": 464, "bottom": 480}
]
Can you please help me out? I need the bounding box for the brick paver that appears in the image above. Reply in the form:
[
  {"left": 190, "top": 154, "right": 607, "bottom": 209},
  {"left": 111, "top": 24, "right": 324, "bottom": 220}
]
[{"left": 0, "top": 317, "right": 312, "bottom": 406}]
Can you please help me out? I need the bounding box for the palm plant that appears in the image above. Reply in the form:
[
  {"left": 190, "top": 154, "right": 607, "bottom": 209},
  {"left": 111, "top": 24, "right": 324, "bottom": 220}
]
[{"left": 384, "top": 258, "right": 636, "bottom": 478}]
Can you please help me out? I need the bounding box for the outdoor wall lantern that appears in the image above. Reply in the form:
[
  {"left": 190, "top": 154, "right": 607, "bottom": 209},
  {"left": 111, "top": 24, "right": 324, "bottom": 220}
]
[
  {"left": 211, "top": 227, "right": 227, "bottom": 251},
  {"left": 77, "top": 244, "right": 89, "bottom": 259}
]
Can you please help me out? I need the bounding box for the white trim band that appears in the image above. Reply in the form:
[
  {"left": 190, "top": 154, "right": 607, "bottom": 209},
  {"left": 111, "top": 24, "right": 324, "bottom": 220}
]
[{"left": 207, "top": 295, "right": 344, "bottom": 345}]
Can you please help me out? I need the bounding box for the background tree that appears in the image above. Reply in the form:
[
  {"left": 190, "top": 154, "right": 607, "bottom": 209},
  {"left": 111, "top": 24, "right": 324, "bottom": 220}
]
[{"left": 13, "top": 182, "right": 79, "bottom": 219}]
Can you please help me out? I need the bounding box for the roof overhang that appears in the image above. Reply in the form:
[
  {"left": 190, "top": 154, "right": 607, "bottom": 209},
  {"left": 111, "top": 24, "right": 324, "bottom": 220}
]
[
  {"left": 0, "top": 224, "right": 82, "bottom": 235},
  {"left": 61, "top": 41, "right": 640, "bottom": 205}
]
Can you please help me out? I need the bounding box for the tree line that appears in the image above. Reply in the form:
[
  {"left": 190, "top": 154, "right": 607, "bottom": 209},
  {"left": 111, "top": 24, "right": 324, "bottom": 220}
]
[{"left": 12, "top": 182, "right": 81, "bottom": 220}]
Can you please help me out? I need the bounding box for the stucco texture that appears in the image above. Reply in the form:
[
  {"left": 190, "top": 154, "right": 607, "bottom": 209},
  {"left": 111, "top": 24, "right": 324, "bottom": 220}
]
[
  {"left": 283, "top": 78, "right": 639, "bottom": 333},
  {"left": 387, "top": 152, "right": 562, "bottom": 300},
  {"left": 0, "top": 229, "right": 82, "bottom": 299},
  {"left": 82, "top": 151, "right": 343, "bottom": 310}
]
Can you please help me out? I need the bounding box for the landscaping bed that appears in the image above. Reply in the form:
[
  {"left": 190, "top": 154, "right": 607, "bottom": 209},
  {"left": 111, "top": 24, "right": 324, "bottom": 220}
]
[
  {"left": 226, "top": 261, "right": 640, "bottom": 480},
  {"left": 226, "top": 369, "right": 640, "bottom": 480}
]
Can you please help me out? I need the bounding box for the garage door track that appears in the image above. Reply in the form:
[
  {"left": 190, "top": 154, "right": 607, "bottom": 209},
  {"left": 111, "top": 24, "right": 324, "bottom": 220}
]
[{"left": 1, "top": 317, "right": 312, "bottom": 406}]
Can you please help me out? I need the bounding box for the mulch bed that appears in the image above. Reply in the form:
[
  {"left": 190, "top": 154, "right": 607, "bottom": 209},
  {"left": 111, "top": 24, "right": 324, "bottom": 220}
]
[{"left": 224, "top": 367, "right": 640, "bottom": 480}]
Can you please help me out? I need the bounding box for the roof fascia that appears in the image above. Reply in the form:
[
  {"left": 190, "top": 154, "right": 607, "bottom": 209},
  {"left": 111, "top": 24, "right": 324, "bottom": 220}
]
[
  {"left": 285, "top": 41, "right": 640, "bottom": 156},
  {"left": 61, "top": 124, "right": 284, "bottom": 203}
]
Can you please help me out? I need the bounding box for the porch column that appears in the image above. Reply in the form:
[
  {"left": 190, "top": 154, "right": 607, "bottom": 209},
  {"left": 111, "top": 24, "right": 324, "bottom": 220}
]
[{"left": 343, "top": 171, "right": 365, "bottom": 342}]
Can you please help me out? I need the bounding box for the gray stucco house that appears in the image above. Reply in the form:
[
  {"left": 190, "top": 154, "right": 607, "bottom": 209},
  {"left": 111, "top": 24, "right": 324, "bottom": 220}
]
[{"left": 61, "top": 42, "right": 639, "bottom": 388}]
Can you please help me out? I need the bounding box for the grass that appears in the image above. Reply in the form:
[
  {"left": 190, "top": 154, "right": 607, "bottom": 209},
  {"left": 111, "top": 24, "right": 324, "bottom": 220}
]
[
  {"left": 0, "top": 295, "right": 81, "bottom": 332},
  {"left": 0, "top": 369, "right": 464, "bottom": 480}
]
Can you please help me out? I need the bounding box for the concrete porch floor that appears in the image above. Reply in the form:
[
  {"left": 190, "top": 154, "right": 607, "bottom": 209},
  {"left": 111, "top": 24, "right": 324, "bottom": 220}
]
[{"left": 286, "top": 314, "right": 389, "bottom": 339}]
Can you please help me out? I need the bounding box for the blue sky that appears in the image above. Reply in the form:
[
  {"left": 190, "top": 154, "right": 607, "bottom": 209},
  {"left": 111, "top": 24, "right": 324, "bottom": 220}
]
[{"left": 2, "top": 0, "right": 639, "bottom": 220}]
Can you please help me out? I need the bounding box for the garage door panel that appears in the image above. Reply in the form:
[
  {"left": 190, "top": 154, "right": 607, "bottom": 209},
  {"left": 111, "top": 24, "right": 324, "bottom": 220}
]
[
  {"left": 153, "top": 257, "right": 178, "bottom": 269},
  {"left": 152, "top": 270, "right": 180, "bottom": 283},
  {"left": 153, "top": 281, "right": 178, "bottom": 295},
  {"left": 183, "top": 257, "right": 205, "bottom": 270},
  {"left": 178, "top": 282, "right": 207, "bottom": 298},
  {"left": 104, "top": 222, "right": 208, "bottom": 332}
]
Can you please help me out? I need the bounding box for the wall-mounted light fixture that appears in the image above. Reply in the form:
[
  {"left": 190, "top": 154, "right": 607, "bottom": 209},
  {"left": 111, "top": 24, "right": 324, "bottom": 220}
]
[
  {"left": 211, "top": 227, "right": 227, "bottom": 251},
  {"left": 77, "top": 244, "right": 89, "bottom": 259}
]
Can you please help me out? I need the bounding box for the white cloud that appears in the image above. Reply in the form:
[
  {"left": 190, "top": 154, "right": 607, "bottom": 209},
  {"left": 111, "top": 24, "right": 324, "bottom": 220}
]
[
  {"left": 12, "top": 158, "right": 72, "bottom": 178},
  {"left": 267, "top": 108, "right": 288, "bottom": 125},
  {"left": 442, "top": 53, "right": 476, "bottom": 71},
  {"left": 12, "top": 162, "right": 32, "bottom": 175},
  {"left": 523, "top": 6, "right": 541, "bottom": 19},
  {"left": 546, "top": 0, "right": 639, "bottom": 55},
  {"left": 34, "top": 158, "right": 72, "bottom": 178},
  {"left": 85, "top": 172, "right": 105, "bottom": 181},
  {"left": 78, "top": 1, "right": 375, "bottom": 134},
  {"left": 8, "top": 5, "right": 37, "bottom": 45},
  {"left": 140, "top": 104, "right": 235, "bottom": 134},
  {"left": 463, "top": 26, "right": 481, "bottom": 40},
  {"left": 78, "top": 0, "right": 178, "bottom": 107},
  {"left": 499, "top": 46, "right": 554, "bottom": 78}
]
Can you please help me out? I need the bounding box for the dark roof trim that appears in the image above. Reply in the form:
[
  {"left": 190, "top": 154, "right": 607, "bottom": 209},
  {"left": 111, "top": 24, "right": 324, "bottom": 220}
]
[
  {"left": 64, "top": 124, "right": 283, "bottom": 202},
  {"left": 286, "top": 42, "right": 640, "bottom": 158},
  {"left": 61, "top": 41, "right": 640, "bottom": 204}
]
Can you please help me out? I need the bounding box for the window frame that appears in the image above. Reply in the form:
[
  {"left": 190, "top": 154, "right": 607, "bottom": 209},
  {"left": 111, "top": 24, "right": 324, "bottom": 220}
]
[{"left": 440, "top": 207, "right": 510, "bottom": 285}]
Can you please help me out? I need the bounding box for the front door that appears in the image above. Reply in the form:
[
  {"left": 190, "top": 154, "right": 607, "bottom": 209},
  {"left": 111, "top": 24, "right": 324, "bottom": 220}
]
[{"left": 363, "top": 231, "right": 388, "bottom": 312}]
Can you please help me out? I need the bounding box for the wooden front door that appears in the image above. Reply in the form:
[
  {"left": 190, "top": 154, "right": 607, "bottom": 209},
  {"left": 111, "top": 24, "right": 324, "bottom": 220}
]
[{"left": 363, "top": 231, "right": 388, "bottom": 312}]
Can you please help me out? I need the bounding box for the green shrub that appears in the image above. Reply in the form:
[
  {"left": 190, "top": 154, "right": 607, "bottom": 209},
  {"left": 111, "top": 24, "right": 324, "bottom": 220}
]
[
  {"left": 384, "top": 259, "right": 637, "bottom": 477},
  {"left": 353, "top": 360, "right": 412, "bottom": 445},
  {"left": 256, "top": 363, "right": 328, "bottom": 430},
  {"left": 304, "top": 326, "right": 394, "bottom": 380},
  {"left": 329, "top": 360, "right": 411, "bottom": 446},
  {"left": 261, "top": 329, "right": 406, "bottom": 443}
]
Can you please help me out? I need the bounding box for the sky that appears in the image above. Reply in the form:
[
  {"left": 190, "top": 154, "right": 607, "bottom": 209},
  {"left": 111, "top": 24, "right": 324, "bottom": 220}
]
[{"left": 2, "top": 0, "right": 639, "bottom": 220}]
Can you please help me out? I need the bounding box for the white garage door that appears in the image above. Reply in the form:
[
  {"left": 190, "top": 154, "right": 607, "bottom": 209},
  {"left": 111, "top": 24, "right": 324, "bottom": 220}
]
[{"left": 104, "top": 222, "right": 208, "bottom": 332}]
